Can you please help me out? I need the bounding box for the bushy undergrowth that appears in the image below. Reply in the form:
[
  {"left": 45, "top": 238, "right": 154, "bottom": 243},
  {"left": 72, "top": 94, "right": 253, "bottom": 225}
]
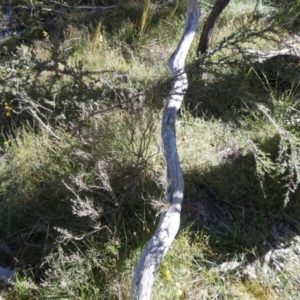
[
  {"left": 1, "top": 0, "right": 300, "bottom": 299},
  {"left": 0, "top": 106, "right": 163, "bottom": 298}
]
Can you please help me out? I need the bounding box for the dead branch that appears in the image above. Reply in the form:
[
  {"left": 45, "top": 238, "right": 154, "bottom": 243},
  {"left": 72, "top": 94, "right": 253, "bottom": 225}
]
[{"left": 130, "top": 1, "right": 201, "bottom": 299}]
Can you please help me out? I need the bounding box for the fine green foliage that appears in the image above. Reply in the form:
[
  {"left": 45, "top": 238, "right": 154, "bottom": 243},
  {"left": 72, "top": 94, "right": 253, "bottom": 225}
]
[{"left": 1, "top": 0, "right": 300, "bottom": 299}]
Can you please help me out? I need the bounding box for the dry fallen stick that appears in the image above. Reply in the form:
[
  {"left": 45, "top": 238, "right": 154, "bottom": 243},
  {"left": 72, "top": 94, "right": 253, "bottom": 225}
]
[
  {"left": 130, "top": 1, "right": 201, "bottom": 299},
  {"left": 243, "top": 48, "right": 294, "bottom": 60}
]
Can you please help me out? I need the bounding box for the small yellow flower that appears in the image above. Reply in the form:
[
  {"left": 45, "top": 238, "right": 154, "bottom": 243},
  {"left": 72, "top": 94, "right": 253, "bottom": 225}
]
[
  {"left": 163, "top": 270, "right": 172, "bottom": 280},
  {"left": 4, "top": 103, "right": 12, "bottom": 117},
  {"left": 43, "top": 30, "right": 49, "bottom": 39}
]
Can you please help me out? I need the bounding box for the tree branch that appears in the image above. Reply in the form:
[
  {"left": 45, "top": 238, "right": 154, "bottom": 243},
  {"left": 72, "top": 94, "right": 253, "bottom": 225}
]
[{"left": 197, "top": 0, "right": 230, "bottom": 57}]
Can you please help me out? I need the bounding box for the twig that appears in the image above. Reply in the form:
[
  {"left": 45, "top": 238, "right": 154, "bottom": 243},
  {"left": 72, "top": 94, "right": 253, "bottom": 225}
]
[
  {"left": 46, "top": 1, "right": 116, "bottom": 10},
  {"left": 27, "top": 106, "right": 61, "bottom": 141}
]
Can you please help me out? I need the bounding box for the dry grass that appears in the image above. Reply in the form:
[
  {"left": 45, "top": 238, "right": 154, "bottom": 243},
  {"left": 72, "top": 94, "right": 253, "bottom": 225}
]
[{"left": 140, "top": 0, "right": 151, "bottom": 34}]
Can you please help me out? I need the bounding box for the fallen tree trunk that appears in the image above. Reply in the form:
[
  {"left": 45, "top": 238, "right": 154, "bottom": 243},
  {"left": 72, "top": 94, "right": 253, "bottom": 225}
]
[
  {"left": 130, "top": 1, "right": 201, "bottom": 299},
  {"left": 0, "top": 266, "right": 14, "bottom": 281}
]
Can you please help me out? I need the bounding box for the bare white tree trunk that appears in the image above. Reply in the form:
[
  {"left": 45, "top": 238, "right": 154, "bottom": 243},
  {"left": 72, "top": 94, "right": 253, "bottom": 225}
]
[
  {"left": 130, "top": 1, "right": 201, "bottom": 299},
  {"left": 0, "top": 266, "right": 14, "bottom": 281}
]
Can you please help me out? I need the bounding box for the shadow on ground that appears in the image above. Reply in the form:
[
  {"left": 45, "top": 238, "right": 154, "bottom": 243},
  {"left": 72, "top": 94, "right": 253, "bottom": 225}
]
[{"left": 182, "top": 140, "right": 300, "bottom": 266}]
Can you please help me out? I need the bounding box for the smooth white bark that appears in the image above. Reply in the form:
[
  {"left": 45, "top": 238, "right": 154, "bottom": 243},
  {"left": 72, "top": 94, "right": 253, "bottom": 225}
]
[
  {"left": 131, "top": 1, "right": 201, "bottom": 299},
  {"left": 0, "top": 266, "right": 14, "bottom": 281}
]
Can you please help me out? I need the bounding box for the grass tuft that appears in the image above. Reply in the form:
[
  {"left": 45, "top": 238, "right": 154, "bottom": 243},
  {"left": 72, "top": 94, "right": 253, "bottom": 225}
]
[{"left": 140, "top": 0, "right": 151, "bottom": 34}]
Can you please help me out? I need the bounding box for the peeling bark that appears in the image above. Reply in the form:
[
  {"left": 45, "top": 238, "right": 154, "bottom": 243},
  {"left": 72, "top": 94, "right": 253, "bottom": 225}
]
[
  {"left": 197, "top": 0, "right": 230, "bottom": 56},
  {"left": 130, "top": 1, "right": 201, "bottom": 299}
]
